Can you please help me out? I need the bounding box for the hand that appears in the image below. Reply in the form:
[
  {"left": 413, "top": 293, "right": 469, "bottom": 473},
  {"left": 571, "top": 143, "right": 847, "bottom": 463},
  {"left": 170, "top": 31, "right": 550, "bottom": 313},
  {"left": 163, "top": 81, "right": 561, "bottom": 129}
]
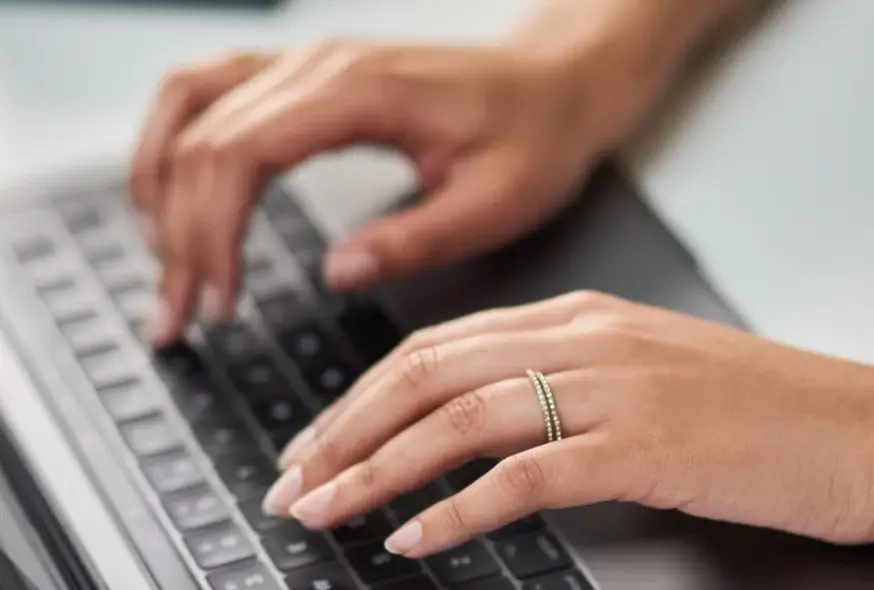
[
  {"left": 129, "top": 0, "right": 726, "bottom": 347},
  {"left": 263, "top": 291, "right": 874, "bottom": 557}
]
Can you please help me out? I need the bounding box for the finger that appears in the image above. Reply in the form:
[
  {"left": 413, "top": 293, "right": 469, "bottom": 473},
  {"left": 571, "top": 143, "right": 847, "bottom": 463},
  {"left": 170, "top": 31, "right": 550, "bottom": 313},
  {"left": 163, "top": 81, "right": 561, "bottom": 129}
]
[
  {"left": 130, "top": 51, "right": 274, "bottom": 244},
  {"left": 147, "top": 158, "right": 201, "bottom": 346},
  {"left": 281, "top": 371, "right": 596, "bottom": 529},
  {"left": 385, "top": 433, "right": 626, "bottom": 558},
  {"left": 279, "top": 291, "right": 595, "bottom": 468},
  {"left": 283, "top": 327, "right": 587, "bottom": 507},
  {"left": 323, "top": 148, "right": 562, "bottom": 292}
]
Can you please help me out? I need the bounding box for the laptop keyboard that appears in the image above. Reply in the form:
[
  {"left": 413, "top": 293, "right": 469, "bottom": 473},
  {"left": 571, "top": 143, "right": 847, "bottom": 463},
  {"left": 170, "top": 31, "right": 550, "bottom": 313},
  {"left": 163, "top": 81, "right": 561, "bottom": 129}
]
[{"left": 0, "top": 183, "right": 596, "bottom": 590}]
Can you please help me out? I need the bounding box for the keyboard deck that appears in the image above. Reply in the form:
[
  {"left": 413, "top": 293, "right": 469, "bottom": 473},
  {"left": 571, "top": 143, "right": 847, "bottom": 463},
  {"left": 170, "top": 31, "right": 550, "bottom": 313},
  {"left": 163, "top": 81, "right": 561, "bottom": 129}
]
[{"left": 0, "top": 182, "right": 597, "bottom": 590}]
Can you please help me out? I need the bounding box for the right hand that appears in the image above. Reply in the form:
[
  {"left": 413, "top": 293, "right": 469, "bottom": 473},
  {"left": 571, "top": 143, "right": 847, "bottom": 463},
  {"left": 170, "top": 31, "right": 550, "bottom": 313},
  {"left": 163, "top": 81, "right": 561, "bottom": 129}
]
[{"left": 130, "top": 11, "right": 693, "bottom": 346}]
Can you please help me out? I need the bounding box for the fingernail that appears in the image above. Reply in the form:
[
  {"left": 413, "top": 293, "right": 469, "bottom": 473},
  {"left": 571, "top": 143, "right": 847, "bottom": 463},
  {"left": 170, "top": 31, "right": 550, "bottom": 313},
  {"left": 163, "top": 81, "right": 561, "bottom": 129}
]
[
  {"left": 146, "top": 298, "right": 173, "bottom": 345},
  {"left": 262, "top": 466, "right": 302, "bottom": 516},
  {"left": 290, "top": 481, "right": 336, "bottom": 527},
  {"left": 323, "top": 249, "right": 379, "bottom": 290},
  {"left": 385, "top": 520, "right": 422, "bottom": 556},
  {"left": 137, "top": 213, "right": 158, "bottom": 248},
  {"left": 198, "top": 283, "right": 225, "bottom": 323},
  {"left": 278, "top": 426, "right": 315, "bottom": 470}
]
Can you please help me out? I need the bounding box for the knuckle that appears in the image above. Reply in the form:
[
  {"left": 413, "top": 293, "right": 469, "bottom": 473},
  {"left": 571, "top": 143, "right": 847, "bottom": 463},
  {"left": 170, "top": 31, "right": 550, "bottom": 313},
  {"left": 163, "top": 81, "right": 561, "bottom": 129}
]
[
  {"left": 570, "top": 289, "right": 614, "bottom": 311},
  {"left": 443, "top": 496, "right": 468, "bottom": 534},
  {"left": 495, "top": 455, "right": 547, "bottom": 503},
  {"left": 314, "top": 434, "right": 346, "bottom": 468},
  {"left": 355, "top": 457, "right": 380, "bottom": 490},
  {"left": 399, "top": 345, "right": 442, "bottom": 389},
  {"left": 440, "top": 390, "right": 488, "bottom": 436}
]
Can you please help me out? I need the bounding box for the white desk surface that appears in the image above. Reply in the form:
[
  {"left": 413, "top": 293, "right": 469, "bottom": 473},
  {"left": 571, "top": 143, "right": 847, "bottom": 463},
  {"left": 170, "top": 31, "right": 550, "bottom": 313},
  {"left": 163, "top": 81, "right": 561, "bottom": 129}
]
[{"left": 0, "top": 0, "right": 872, "bottom": 363}]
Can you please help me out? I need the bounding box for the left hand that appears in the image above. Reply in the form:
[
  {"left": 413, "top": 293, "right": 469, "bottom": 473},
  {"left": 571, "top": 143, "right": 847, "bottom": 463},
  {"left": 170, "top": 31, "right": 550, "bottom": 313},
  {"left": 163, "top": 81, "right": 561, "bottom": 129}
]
[{"left": 262, "top": 290, "right": 874, "bottom": 558}]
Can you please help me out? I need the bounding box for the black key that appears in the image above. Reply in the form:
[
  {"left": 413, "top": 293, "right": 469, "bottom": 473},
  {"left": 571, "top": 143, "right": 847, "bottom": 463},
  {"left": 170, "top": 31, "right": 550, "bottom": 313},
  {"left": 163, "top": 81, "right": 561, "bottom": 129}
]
[
  {"left": 216, "top": 452, "right": 277, "bottom": 500},
  {"left": 346, "top": 541, "right": 421, "bottom": 585},
  {"left": 227, "top": 355, "right": 292, "bottom": 398},
  {"left": 142, "top": 450, "right": 204, "bottom": 494},
  {"left": 487, "top": 515, "right": 544, "bottom": 540},
  {"left": 262, "top": 528, "right": 334, "bottom": 571},
  {"left": 371, "top": 576, "right": 439, "bottom": 590},
  {"left": 333, "top": 299, "right": 402, "bottom": 365},
  {"left": 250, "top": 398, "right": 310, "bottom": 439},
  {"left": 330, "top": 511, "right": 392, "bottom": 547},
  {"left": 494, "top": 533, "right": 571, "bottom": 580},
  {"left": 276, "top": 321, "right": 334, "bottom": 367},
  {"left": 193, "top": 416, "right": 260, "bottom": 458},
  {"left": 445, "top": 459, "right": 496, "bottom": 492},
  {"left": 163, "top": 485, "right": 230, "bottom": 531},
  {"left": 523, "top": 570, "right": 596, "bottom": 590},
  {"left": 208, "top": 562, "right": 283, "bottom": 590},
  {"left": 185, "top": 522, "right": 256, "bottom": 570},
  {"left": 390, "top": 484, "right": 446, "bottom": 522},
  {"left": 154, "top": 341, "right": 206, "bottom": 381},
  {"left": 205, "top": 323, "right": 262, "bottom": 363},
  {"left": 426, "top": 541, "right": 500, "bottom": 585},
  {"left": 60, "top": 313, "right": 116, "bottom": 357},
  {"left": 257, "top": 291, "right": 309, "bottom": 331},
  {"left": 457, "top": 576, "right": 516, "bottom": 590},
  {"left": 13, "top": 236, "right": 55, "bottom": 263},
  {"left": 239, "top": 498, "right": 287, "bottom": 533},
  {"left": 170, "top": 376, "right": 232, "bottom": 423},
  {"left": 284, "top": 562, "right": 358, "bottom": 590},
  {"left": 97, "top": 378, "right": 158, "bottom": 423},
  {"left": 120, "top": 414, "right": 182, "bottom": 457},
  {"left": 302, "top": 359, "right": 358, "bottom": 402}
]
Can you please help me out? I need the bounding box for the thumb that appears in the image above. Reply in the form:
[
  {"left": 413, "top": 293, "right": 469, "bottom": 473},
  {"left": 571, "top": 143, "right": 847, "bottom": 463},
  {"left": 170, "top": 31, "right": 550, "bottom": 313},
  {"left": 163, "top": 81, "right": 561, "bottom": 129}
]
[{"left": 323, "top": 153, "right": 556, "bottom": 291}]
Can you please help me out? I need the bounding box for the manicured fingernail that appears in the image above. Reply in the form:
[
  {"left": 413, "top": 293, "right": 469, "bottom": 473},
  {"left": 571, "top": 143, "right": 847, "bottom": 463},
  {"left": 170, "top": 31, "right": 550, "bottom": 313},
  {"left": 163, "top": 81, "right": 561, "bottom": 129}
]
[
  {"left": 279, "top": 426, "right": 315, "bottom": 470},
  {"left": 290, "top": 481, "right": 336, "bottom": 527},
  {"left": 199, "top": 283, "right": 224, "bottom": 322},
  {"left": 137, "top": 213, "right": 158, "bottom": 248},
  {"left": 385, "top": 520, "right": 422, "bottom": 556},
  {"left": 324, "top": 249, "right": 379, "bottom": 290},
  {"left": 262, "top": 466, "right": 302, "bottom": 516},
  {"left": 147, "top": 298, "right": 173, "bottom": 345}
]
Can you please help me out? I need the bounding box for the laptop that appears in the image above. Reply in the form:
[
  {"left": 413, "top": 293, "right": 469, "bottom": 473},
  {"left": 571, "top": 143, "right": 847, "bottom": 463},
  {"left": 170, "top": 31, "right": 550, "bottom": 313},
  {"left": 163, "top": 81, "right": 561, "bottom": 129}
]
[{"left": 0, "top": 160, "right": 872, "bottom": 590}]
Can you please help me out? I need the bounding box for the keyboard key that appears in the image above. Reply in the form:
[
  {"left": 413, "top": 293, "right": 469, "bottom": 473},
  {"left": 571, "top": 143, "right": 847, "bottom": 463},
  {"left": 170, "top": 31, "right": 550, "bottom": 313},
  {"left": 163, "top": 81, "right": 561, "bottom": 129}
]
[
  {"left": 522, "top": 570, "right": 596, "bottom": 590},
  {"left": 163, "top": 485, "right": 230, "bottom": 531},
  {"left": 457, "top": 576, "right": 516, "bottom": 590},
  {"left": 79, "top": 345, "right": 136, "bottom": 389},
  {"left": 250, "top": 398, "right": 310, "bottom": 440},
  {"left": 346, "top": 541, "right": 420, "bottom": 585},
  {"left": 257, "top": 292, "right": 310, "bottom": 331},
  {"left": 445, "top": 459, "right": 496, "bottom": 492},
  {"left": 239, "top": 498, "right": 287, "bottom": 533},
  {"left": 208, "top": 562, "right": 283, "bottom": 590},
  {"left": 205, "top": 323, "right": 262, "bottom": 363},
  {"left": 60, "top": 312, "right": 116, "bottom": 357},
  {"left": 94, "top": 258, "right": 149, "bottom": 291},
  {"left": 12, "top": 236, "right": 55, "bottom": 263},
  {"left": 40, "top": 280, "right": 95, "bottom": 323},
  {"left": 142, "top": 450, "right": 204, "bottom": 494},
  {"left": 247, "top": 268, "right": 293, "bottom": 303},
  {"left": 97, "top": 378, "right": 158, "bottom": 423},
  {"left": 261, "top": 185, "right": 305, "bottom": 220},
  {"left": 494, "top": 533, "right": 571, "bottom": 580},
  {"left": 487, "top": 515, "right": 544, "bottom": 540},
  {"left": 81, "top": 241, "right": 125, "bottom": 266},
  {"left": 62, "top": 206, "right": 103, "bottom": 234},
  {"left": 333, "top": 298, "right": 402, "bottom": 365},
  {"left": 371, "top": 576, "right": 439, "bottom": 590},
  {"left": 330, "top": 511, "right": 392, "bottom": 547},
  {"left": 302, "top": 360, "right": 358, "bottom": 402},
  {"left": 216, "top": 452, "right": 277, "bottom": 500},
  {"left": 185, "top": 522, "right": 256, "bottom": 570},
  {"left": 171, "top": 377, "right": 231, "bottom": 424},
  {"left": 154, "top": 341, "right": 206, "bottom": 382},
  {"left": 276, "top": 321, "right": 331, "bottom": 369},
  {"left": 110, "top": 284, "right": 152, "bottom": 321},
  {"left": 284, "top": 562, "right": 357, "bottom": 590},
  {"left": 262, "top": 528, "right": 334, "bottom": 571},
  {"left": 194, "top": 417, "right": 260, "bottom": 458},
  {"left": 120, "top": 414, "right": 182, "bottom": 457},
  {"left": 227, "top": 355, "right": 292, "bottom": 398},
  {"left": 390, "top": 484, "right": 446, "bottom": 522},
  {"left": 426, "top": 541, "right": 499, "bottom": 585}
]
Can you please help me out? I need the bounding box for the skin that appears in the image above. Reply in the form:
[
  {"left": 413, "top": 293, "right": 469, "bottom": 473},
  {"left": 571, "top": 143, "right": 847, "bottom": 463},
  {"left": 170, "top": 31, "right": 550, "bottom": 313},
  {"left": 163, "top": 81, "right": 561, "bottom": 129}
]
[{"left": 129, "top": 0, "right": 874, "bottom": 559}]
